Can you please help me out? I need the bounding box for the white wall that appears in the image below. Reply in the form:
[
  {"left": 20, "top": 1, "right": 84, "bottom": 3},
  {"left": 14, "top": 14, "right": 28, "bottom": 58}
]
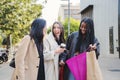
[{"left": 80, "top": 0, "right": 118, "bottom": 56}]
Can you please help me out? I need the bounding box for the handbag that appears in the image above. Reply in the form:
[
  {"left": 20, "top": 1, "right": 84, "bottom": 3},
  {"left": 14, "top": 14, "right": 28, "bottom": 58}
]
[
  {"left": 59, "top": 66, "right": 64, "bottom": 80},
  {"left": 9, "top": 58, "right": 15, "bottom": 68},
  {"left": 66, "top": 51, "right": 103, "bottom": 80}
]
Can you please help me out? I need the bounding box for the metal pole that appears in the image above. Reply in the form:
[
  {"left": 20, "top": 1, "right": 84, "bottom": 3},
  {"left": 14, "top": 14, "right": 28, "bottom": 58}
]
[
  {"left": 68, "top": 0, "right": 70, "bottom": 36},
  {"left": 118, "top": 0, "right": 120, "bottom": 59},
  {"left": 10, "top": 34, "right": 13, "bottom": 54}
]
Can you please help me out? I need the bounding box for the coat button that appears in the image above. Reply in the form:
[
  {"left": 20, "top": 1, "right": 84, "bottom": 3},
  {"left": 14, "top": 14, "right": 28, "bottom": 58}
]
[
  {"left": 16, "top": 76, "right": 18, "bottom": 79},
  {"left": 36, "top": 66, "right": 39, "bottom": 68}
]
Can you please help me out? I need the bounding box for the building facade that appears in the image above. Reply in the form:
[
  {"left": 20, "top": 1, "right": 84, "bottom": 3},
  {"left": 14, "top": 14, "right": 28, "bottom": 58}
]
[
  {"left": 58, "top": 2, "right": 80, "bottom": 21},
  {"left": 118, "top": 0, "right": 120, "bottom": 58},
  {"left": 80, "top": 0, "right": 119, "bottom": 56}
]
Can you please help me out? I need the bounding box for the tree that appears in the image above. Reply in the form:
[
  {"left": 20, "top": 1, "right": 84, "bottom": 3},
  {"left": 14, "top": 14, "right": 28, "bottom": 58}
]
[
  {"left": 62, "top": 17, "right": 80, "bottom": 39},
  {"left": 46, "top": 18, "right": 80, "bottom": 41},
  {"left": 0, "top": 0, "right": 43, "bottom": 45}
]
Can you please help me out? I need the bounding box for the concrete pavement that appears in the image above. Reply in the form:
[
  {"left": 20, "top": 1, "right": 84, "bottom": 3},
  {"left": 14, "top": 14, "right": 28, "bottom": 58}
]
[
  {"left": 0, "top": 62, "right": 14, "bottom": 80},
  {"left": 98, "top": 54, "right": 120, "bottom": 80},
  {"left": 0, "top": 53, "right": 120, "bottom": 80}
]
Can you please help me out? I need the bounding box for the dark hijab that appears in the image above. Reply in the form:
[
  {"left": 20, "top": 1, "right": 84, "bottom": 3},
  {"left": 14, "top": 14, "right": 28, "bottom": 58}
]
[{"left": 30, "top": 18, "right": 46, "bottom": 80}]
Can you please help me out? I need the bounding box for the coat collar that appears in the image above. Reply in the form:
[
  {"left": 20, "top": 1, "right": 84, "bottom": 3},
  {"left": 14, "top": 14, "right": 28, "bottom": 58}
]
[{"left": 48, "top": 32, "right": 59, "bottom": 46}]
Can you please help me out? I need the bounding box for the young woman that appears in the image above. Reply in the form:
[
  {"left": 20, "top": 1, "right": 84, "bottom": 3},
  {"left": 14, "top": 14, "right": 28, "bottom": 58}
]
[
  {"left": 11, "top": 18, "right": 47, "bottom": 80},
  {"left": 64, "top": 17, "right": 100, "bottom": 80},
  {"left": 43, "top": 21, "right": 66, "bottom": 80}
]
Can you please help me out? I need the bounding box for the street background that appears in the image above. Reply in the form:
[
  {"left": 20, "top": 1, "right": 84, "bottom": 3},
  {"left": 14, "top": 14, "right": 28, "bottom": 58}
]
[
  {"left": 0, "top": 53, "right": 120, "bottom": 80},
  {"left": 99, "top": 54, "right": 120, "bottom": 80}
]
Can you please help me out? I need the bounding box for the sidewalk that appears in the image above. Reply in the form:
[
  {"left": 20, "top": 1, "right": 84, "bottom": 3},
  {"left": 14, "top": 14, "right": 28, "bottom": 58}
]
[
  {"left": 5, "top": 52, "right": 120, "bottom": 80},
  {"left": 98, "top": 54, "right": 120, "bottom": 80}
]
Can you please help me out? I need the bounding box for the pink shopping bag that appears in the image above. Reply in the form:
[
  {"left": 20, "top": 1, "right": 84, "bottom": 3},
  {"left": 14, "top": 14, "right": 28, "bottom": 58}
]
[{"left": 66, "top": 52, "right": 87, "bottom": 80}]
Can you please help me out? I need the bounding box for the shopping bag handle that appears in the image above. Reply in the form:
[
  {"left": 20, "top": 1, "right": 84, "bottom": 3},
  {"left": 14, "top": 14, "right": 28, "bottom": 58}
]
[{"left": 84, "top": 43, "right": 100, "bottom": 52}]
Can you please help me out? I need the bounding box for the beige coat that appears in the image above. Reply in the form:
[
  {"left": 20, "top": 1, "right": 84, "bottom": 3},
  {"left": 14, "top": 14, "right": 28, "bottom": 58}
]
[
  {"left": 11, "top": 35, "right": 40, "bottom": 80},
  {"left": 43, "top": 32, "right": 60, "bottom": 80}
]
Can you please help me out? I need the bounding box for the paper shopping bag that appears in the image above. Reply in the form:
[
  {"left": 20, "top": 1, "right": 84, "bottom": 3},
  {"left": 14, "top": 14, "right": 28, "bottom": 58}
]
[{"left": 87, "top": 51, "right": 103, "bottom": 80}]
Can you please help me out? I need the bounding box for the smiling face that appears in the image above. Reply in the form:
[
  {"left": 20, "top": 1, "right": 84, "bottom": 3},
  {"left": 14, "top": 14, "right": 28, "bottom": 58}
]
[
  {"left": 80, "top": 22, "right": 87, "bottom": 35},
  {"left": 53, "top": 23, "right": 61, "bottom": 38}
]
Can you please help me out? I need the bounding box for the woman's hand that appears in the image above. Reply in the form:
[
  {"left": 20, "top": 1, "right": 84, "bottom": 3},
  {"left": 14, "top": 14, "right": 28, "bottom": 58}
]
[
  {"left": 59, "top": 60, "right": 65, "bottom": 66},
  {"left": 89, "top": 44, "right": 97, "bottom": 51},
  {"left": 54, "top": 47, "right": 66, "bottom": 54},
  {"left": 74, "top": 52, "right": 79, "bottom": 56}
]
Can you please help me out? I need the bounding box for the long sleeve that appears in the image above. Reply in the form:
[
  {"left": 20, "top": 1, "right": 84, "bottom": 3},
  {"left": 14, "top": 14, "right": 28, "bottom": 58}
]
[
  {"left": 15, "top": 35, "right": 30, "bottom": 80},
  {"left": 59, "top": 34, "right": 73, "bottom": 62},
  {"left": 94, "top": 37, "right": 100, "bottom": 59},
  {"left": 43, "top": 38, "right": 56, "bottom": 61}
]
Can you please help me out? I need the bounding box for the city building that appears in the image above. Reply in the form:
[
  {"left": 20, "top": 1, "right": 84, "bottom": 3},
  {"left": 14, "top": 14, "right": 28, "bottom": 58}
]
[
  {"left": 80, "top": 0, "right": 119, "bottom": 56},
  {"left": 58, "top": 1, "right": 80, "bottom": 21}
]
